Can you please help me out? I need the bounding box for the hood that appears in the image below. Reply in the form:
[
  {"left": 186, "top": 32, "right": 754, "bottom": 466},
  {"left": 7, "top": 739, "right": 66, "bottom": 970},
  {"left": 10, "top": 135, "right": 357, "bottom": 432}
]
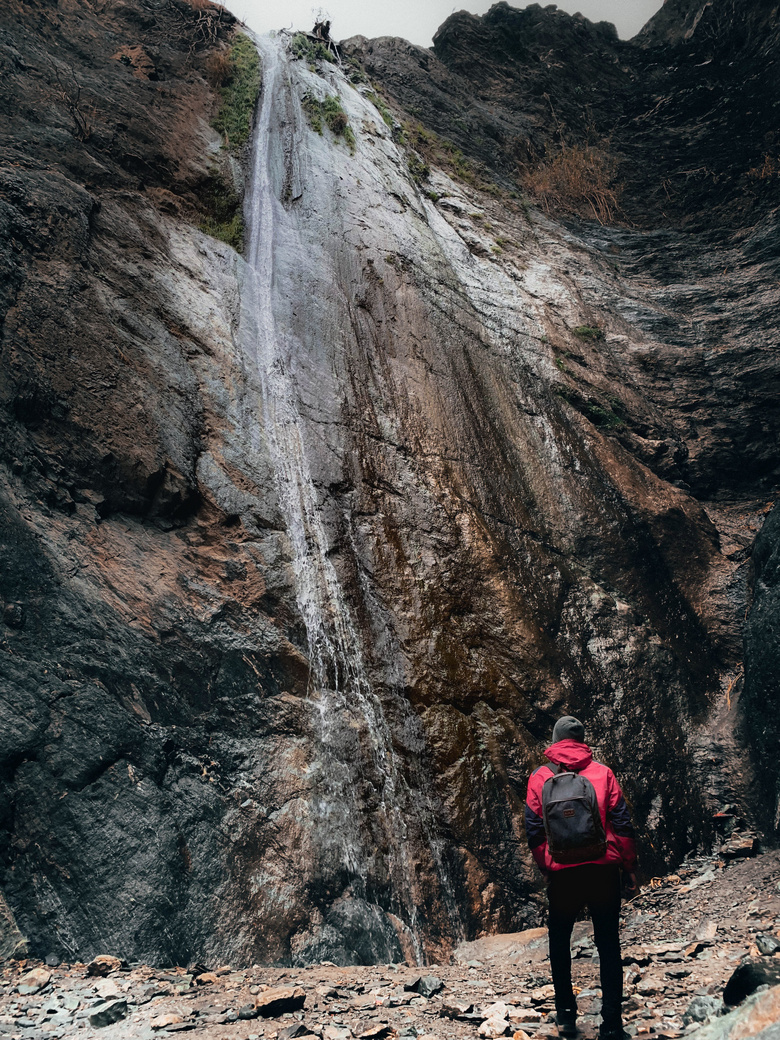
[{"left": 545, "top": 739, "right": 593, "bottom": 772}]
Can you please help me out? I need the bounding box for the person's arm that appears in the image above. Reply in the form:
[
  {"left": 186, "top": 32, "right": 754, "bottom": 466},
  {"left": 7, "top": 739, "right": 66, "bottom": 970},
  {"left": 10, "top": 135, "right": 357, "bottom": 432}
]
[
  {"left": 525, "top": 768, "right": 550, "bottom": 874},
  {"left": 606, "top": 770, "right": 638, "bottom": 874}
]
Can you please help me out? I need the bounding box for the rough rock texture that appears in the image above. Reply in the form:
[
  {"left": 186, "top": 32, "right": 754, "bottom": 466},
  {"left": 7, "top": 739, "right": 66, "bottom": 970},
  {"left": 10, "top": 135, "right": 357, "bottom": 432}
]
[
  {"left": 742, "top": 502, "right": 780, "bottom": 834},
  {"left": 0, "top": 0, "right": 317, "bottom": 967},
  {"left": 0, "top": 0, "right": 778, "bottom": 967},
  {"left": 0, "top": 893, "right": 26, "bottom": 962},
  {"left": 347, "top": 0, "right": 780, "bottom": 226}
]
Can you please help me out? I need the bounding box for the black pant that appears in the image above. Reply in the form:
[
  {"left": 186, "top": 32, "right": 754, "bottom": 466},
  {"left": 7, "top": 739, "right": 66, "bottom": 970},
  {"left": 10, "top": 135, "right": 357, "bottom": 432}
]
[{"left": 548, "top": 864, "right": 623, "bottom": 1027}]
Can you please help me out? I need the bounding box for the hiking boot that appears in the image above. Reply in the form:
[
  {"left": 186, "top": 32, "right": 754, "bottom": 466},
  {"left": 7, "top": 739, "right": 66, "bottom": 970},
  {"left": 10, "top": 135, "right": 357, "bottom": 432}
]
[
  {"left": 556, "top": 1008, "right": 578, "bottom": 1037},
  {"left": 599, "top": 1026, "right": 629, "bottom": 1040}
]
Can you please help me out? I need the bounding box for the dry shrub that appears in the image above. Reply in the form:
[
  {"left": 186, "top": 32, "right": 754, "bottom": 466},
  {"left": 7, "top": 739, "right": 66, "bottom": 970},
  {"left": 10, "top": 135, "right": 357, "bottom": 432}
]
[
  {"left": 747, "top": 153, "right": 778, "bottom": 180},
  {"left": 205, "top": 48, "right": 232, "bottom": 87},
  {"left": 327, "top": 109, "right": 348, "bottom": 135},
  {"left": 522, "top": 145, "right": 622, "bottom": 224}
]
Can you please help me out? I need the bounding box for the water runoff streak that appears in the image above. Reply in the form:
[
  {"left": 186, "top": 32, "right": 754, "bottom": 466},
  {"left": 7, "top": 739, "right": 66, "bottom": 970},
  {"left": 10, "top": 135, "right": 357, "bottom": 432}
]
[{"left": 241, "top": 34, "right": 462, "bottom": 959}]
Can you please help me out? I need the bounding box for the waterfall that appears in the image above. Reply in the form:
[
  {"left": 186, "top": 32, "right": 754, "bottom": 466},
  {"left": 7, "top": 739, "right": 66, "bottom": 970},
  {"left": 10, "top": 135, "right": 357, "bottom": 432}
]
[{"left": 239, "top": 33, "right": 463, "bottom": 962}]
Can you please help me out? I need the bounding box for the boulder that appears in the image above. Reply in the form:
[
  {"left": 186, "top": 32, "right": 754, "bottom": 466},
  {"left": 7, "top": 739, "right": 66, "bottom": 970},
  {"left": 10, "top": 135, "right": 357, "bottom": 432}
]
[
  {"left": 87, "top": 955, "right": 123, "bottom": 977},
  {"left": 17, "top": 967, "right": 51, "bottom": 995},
  {"left": 88, "top": 999, "right": 128, "bottom": 1027},
  {"left": 681, "top": 985, "right": 780, "bottom": 1040},
  {"left": 683, "top": 996, "right": 723, "bottom": 1025},
  {"left": 253, "top": 986, "right": 306, "bottom": 1017},
  {"left": 724, "top": 960, "right": 780, "bottom": 1006}
]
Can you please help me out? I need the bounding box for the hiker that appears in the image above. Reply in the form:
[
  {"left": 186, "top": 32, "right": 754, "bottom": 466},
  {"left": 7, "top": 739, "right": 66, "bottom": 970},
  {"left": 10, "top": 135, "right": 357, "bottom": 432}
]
[{"left": 525, "top": 716, "right": 638, "bottom": 1040}]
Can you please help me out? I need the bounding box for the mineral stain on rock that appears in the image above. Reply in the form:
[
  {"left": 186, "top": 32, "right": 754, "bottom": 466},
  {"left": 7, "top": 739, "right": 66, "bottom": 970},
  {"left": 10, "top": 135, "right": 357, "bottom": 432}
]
[{"left": 0, "top": 0, "right": 778, "bottom": 967}]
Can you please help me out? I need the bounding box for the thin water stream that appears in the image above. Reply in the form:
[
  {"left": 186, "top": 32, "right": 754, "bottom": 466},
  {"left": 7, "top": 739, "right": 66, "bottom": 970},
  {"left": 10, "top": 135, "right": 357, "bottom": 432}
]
[{"left": 240, "top": 33, "right": 464, "bottom": 961}]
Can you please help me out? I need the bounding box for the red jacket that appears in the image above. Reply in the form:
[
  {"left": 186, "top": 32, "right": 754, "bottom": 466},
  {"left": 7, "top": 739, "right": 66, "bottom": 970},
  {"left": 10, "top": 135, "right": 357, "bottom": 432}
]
[{"left": 525, "top": 739, "right": 637, "bottom": 874}]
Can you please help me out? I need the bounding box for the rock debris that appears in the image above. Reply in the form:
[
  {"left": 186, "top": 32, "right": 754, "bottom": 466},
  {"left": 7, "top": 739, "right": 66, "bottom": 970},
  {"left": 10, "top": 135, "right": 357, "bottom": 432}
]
[{"left": 0, "top": 851, "right": 777, "bottom": 1039}]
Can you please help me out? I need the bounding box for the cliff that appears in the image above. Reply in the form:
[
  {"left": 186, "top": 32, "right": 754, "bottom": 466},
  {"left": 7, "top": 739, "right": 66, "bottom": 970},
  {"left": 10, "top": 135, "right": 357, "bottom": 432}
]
[{"left": 0, "top": 0, "right": 778, "bottom": 966}]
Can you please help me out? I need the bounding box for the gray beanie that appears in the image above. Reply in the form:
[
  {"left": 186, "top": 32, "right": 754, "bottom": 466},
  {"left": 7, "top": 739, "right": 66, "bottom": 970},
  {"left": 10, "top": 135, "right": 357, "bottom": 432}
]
[{"left": 552, "top": 715, "right": 585, "bottom": 743}]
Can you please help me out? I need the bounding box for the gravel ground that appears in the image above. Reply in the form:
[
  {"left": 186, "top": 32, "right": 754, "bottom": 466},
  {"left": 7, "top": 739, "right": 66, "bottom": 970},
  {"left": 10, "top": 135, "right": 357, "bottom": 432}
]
[{"left": 1, "top": 849, "right": 778, "bottom": 1040}]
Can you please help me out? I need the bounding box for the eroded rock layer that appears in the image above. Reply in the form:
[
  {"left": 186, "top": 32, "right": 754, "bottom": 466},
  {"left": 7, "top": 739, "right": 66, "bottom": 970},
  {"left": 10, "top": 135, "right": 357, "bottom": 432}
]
[{"left": 0, "top": 0, "right": 777, "bottom": 966}]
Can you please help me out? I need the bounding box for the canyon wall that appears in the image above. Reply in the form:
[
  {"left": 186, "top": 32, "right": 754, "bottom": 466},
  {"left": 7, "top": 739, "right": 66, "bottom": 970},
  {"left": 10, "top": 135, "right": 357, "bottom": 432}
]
[{"left": 0, "top": 0, "right": 777, "bottom": 966}]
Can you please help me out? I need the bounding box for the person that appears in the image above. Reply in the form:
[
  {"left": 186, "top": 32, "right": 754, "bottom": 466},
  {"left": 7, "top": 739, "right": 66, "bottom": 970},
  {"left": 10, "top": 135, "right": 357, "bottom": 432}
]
[{"left": 525, "top": 716, "right": 638, "bottom": 1040}]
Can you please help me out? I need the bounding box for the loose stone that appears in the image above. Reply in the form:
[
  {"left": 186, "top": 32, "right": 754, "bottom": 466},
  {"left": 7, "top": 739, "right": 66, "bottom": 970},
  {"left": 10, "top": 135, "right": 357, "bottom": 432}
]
[
  {"left": 17, "top": 968, "right": 51, "bottom": 996},
  {"left": 87, "top": 956, "right": 123, "bottom": 977},
  {"left": 88, "top": 998, "right": 128, "bottom": 1027}
]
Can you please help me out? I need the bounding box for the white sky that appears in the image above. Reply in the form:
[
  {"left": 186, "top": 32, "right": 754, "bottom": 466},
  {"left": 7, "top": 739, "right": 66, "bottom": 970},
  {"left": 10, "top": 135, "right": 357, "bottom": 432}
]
[{"left": 225, "top": 0, "right": 664, "bottom": 47}]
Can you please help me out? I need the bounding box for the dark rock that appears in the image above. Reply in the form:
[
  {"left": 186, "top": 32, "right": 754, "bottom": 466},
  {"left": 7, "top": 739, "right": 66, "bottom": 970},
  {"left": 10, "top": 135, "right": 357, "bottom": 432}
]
[
  {"left": 757, "top": 935, "right": 780, "bottom": 957},
  {"left": 681, "top": 985, "right": 780, "bottom": 1040},
  {"left": 682, "top": 996, "right": 722, "bottom": 1025},
  {"left": 293, "top": 899, "right": 403, "bottom": 967},
  {"left": 238, "top": 1003, "right": 260, "bottom": 1020},
  {"left": 3, "top": 603, "right": 24, "bottom": 628},
  {"left": 279, "top": 1025, "right": 313, "bottom": 1040},
  {"left": 724, "top": 960, "right": 780, "bottom": 1006},
  {"left": 415, "top": 976, "right": 444, "bottom": 998},
  {"left": 88, "top": 999, "right": 128, "bottom": 1027},
  {"left": 743, "top": 502, "right": 780, "bottom": 837}
]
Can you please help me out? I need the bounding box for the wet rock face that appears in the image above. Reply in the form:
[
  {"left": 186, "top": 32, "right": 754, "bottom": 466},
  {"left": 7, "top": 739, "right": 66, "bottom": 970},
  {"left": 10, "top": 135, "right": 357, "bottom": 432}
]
[
  {"left": 0, "top": 0, "right": 316, "bottom": 967},
  {"left": 0, "top": 0, "right": 777, "bottom": 967}
]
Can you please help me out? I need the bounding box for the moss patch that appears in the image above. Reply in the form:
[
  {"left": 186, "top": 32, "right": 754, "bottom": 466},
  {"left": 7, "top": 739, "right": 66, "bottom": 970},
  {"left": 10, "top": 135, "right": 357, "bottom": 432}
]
[
  {"left": 302, "top": 93, "right": 356, "bottom": 153},
  {"left": 573, "top": 324, "right": 605, "bottom": 341},
  {"left": 212, "top": 33, "right": 261, "bottom": 151},
  {"left": 366, "top": 90, "right": 393, "bottom": 128},
  {"left": 199, "top": 174, "right": 244, "bottom": 251}
]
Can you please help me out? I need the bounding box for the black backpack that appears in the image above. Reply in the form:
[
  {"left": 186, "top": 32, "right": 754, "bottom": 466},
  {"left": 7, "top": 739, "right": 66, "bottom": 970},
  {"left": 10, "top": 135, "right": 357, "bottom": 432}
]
[{"left": 541, "top": 766, "right": 607, "bottom": 864}]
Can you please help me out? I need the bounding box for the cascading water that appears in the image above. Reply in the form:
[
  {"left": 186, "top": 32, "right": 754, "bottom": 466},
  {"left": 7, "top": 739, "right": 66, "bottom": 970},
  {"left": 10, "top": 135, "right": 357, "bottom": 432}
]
[{"left": 239, "top": 33, "right": 464, "bottom": 962}]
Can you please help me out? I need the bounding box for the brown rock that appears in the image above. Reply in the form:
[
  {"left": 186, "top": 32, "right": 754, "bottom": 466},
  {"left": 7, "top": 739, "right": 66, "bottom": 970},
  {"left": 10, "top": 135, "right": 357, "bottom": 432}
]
[
  {"left": 253, "top": 985, "right": 306, "bottom": 1017},
  {"left": 87, "top": 955, "right": 123, "bottom": 977},
  {"left": 111, "top": 44, "right": 156, "bottom": 79},
  {"left": 510, "top": 1008, "right": 543, "bottom": 1023},
  {"left": 16, "top": 967, "right": 51, "bottom": 995},
  {"left": 323, "top": 1027, "right": 352, "bottom": 1040},
  {"left": 151, "top": 1014, "right": 184, "bottom": 1030},
  {"left": 440, "top": 1000, "right": 474, "bottom": 1018},
  {"left": 531, "top": 986, "right": 556, "bottom": 1004},
  {"left": 194, "top": 972, "right": 218, "bottom": 985},
  {"left": 479, "top": 1016, "right": 510, "bottom": 1038}
]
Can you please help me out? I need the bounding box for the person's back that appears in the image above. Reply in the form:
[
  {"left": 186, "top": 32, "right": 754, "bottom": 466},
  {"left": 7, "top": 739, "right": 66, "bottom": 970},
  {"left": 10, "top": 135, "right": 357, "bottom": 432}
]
[{"left": 525, "top": 716, "right": 637, "bottom": 1040}]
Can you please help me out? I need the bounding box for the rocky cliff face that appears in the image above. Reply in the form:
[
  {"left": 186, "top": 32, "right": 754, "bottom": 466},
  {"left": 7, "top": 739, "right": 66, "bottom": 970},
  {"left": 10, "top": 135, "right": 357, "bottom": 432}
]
[{"left": 0, "top": 0, "right": 777, "bottom": 967}]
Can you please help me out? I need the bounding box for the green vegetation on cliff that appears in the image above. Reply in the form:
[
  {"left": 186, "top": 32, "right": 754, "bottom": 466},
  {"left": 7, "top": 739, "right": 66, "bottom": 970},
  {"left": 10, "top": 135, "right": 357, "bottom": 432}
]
[
  {"left": 211, "top": 33, "right": 262, "bottom": 150},
  {"left": 201, "top": 33, "right": 261, "bottom": 252},
  {"left": 291, "top": 32, "right": 335, "bottom": 66},
  {"left": 302, "top": 93, "right": 356, "bottom": 153},
  {"left": 200, "top": 178, "right": 244, "bottom": 251}
]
